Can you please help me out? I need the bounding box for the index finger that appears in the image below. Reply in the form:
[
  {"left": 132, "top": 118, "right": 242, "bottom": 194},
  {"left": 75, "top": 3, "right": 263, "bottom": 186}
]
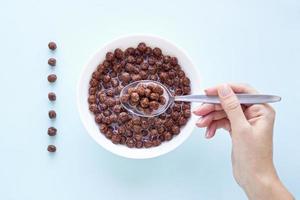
[{"left": 205, "top": 83, "right": 258, "bottom": 95}]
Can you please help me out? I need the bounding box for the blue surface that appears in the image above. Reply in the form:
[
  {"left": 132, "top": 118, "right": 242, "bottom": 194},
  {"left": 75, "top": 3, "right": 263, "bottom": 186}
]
[{"left": 0, "top": 0, "right": 299, "bottom": 199}]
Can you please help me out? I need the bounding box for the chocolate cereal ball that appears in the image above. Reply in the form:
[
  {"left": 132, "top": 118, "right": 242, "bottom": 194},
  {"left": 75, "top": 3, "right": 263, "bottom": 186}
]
[
  {"left": 48, "top": 127, "right": 57, "bottom": 136},
  {"left": 47, "top": 145, "right": 56, "bottom": 152},
  {"left": 48, "top": 92, "right": 56, "bottom": 101},
  {"left": 48, "top": 42, "right": 57, "bottom": 50},
  {"left": 47, "top": 74, "right": 57, "bottom": 83},
  {"left": 48, "top": 58, "right": 56, "bottom": 66},
  {"left": 48, "top": 110, "right": 56, "bottom": 119}
]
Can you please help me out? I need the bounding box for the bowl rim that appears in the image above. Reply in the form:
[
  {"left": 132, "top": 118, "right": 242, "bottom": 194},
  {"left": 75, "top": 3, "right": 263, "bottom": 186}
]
[{"left": 77, "top": 34, "right": 201, "bottom": 159}]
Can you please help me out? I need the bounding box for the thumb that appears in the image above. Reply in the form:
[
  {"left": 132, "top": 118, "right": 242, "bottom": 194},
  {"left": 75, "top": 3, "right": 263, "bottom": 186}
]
[{"left": 217, "top": 84, "right": 248, "bottom": 129}]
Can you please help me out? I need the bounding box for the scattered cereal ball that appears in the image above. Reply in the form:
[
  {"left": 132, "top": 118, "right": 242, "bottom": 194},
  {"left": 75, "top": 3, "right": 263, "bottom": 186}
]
[
  {"left": 48, "top": 42, "right": 57, "bottom": 50},
  {"left": 47, "top": 145, "right": 56, "bottom": 152},
  {"left": 48, "top": 110, "right": 56, "bottom": 119},
  {"left": 48, "top": 127, "right": 57, "bottom": 136},
  {"left": 47, "top": 74, "right": 57, "bottom": 83},
  {"left": 48, "top": 58, "right": 56, "bottom": 66},
  {"left": 48, "top": 92, "right": 56, "bottom": 101}
]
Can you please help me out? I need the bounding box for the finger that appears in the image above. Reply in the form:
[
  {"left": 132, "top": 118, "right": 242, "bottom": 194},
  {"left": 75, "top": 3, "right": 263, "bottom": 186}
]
[
  {"left": 196, "top": 110, "right": 227, "bottom": 127},
  {"left": 205, "top": 118, "right": 231, "bottom": 139},
  {"left": 203, "top": 85, "right": 253, "bottom": 114},
  {"left": 205, "top": 83, "right": 258, "bottom": 95},
  {"left": 205, "top": 123, "right": 217, "bottom": 139},
  {"left": 244, "top": 104, "right": 265, "bottom": 119},
  {"left": 193, "top": 103, "right": 223, "bottom": 116},
  {"left": 244, "top": 104, "right": 275, "bottom": 121},
  {"left": 263, "top": 104, "right": 276, "bottom": 122},
  {"left": 217, "top": 84, "right": 249, "bottom": 131}
]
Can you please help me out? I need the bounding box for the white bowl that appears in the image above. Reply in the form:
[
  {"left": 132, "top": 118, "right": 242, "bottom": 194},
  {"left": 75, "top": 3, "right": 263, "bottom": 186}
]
[{"left": 77, "top": 34, "right": 201, "bottom": 159}]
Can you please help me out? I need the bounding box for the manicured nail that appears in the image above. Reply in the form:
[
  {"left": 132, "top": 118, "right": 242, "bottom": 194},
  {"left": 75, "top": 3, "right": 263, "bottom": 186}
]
[{"left": 219, "top": 84, "right": 231, "bottom": 97}]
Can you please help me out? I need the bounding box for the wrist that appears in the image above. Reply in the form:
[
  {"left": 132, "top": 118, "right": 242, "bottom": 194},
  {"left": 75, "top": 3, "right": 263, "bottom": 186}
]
[
  {"left": 243, "top": 171, "right": 293, "bottom": 200},
  {"left": 243, "top": 170, "right": 277, "bottom": 197}
]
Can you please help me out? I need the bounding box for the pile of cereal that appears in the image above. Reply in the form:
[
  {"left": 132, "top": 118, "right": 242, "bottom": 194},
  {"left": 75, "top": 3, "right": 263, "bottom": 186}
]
[{"left": 120, "top": 82, "right": 166, "bottom": 115}]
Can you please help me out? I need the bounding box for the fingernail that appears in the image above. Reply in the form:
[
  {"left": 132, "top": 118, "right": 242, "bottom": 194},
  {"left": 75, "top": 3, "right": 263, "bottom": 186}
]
[
  {"left": 219, "top": 84, "right": 231, "bottom": 97},
  {"left": 193, "top": 105, "right": 204, "bottom": 115},
  {"left": 196, "top": 118, "right": 203, "bottom": 126},
  {"left": 205, "top": 129, "right": 209, "bottom": 138},
  {"left": 193, "top": 109, "right": 201, "bottom": 115}
]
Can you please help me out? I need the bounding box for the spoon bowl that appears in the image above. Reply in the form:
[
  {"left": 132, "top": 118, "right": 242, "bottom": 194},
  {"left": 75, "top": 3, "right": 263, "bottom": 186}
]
[{"left": 120, "top": 80, "right": 173, "bottom": 117}]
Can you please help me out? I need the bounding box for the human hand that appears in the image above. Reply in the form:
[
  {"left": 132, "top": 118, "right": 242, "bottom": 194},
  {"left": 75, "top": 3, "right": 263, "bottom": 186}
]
[{"left": 193, "top": 84, "right": 293, "bottom": 200}]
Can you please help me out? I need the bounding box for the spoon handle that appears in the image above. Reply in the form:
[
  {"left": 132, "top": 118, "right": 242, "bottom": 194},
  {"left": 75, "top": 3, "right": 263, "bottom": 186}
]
[{"left": 174, "top": 94, "right": 281, "bottom": 104}]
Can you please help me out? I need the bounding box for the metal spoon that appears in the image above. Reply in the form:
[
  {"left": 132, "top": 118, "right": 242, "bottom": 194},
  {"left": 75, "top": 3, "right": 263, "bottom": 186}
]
[{"left": 120, "top": 80, "right": 281, "bottom": 118}]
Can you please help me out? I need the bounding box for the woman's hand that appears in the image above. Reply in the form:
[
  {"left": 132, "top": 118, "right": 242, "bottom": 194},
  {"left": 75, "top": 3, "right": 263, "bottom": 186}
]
[{"left": 193, "top": 84, "right": 293, "bottom": 200}]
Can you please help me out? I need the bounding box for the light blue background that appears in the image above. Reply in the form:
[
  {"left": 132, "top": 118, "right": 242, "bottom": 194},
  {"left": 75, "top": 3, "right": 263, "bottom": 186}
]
[{"left": 0, "top": 0, "right": 299, "bottom": 199}]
